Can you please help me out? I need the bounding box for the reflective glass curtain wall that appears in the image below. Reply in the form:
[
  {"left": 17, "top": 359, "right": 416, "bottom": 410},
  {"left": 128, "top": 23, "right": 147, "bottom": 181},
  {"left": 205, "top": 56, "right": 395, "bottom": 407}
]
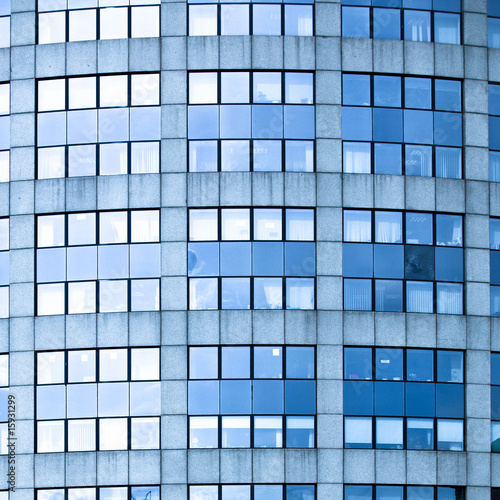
[
  {"left": 343, "top": 347, "right": 465, "bottom": 451},
  {"left": 188, "top": 0, "right": 313, "bottom": 36},
  {"left": 188, "top": 346, "right": 316, "bottom": 449},
  {"left": 342, "top": 74, "right": 462, "bottom": 178},
  {"left": 36, "top": 74, "right": 160, "bottom": 178},
  {"left": 343, "top": 210, "right": 464, "bottom": 313},
  {"left": 341, "top": 0, "right": 461, "bottom": 44},
  {"left": 188, "top": 208, "right": 315, "bottom": 310},
  {"left": 188, "top": 72, "right": 315, "bottom": 172},
  {"left": 37, "top": 0, "right": 160, "bottom": 43}
]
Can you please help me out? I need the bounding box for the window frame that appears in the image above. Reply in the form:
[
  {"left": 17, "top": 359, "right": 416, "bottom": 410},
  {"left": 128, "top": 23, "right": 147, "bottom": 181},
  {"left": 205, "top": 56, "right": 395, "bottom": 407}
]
[
  {"left": 35, "top": 73, "right": 161, "bottom": 179},
  {"left": 342, "top": 209, "right": 465, "bottom": 314},
  {"left": 341, "top": 73, "right": 463, "bottom": 178},
  {"left": 343, "top": 346, "right": 466, "bottom": 452},
  {"left": 35, "top": 209, "right": 161, "bottom": 315},
  {"left": 187, "top": 345, "right": 317, "bottom": 449},
  {"left": 35, "top": 347, "right": 161, "bottom": 453},
  {"left": 187, "top": 207, "right": 316, "bottom": 310},
  {"left": 187, "top": 70, "right": 316, "bottom": 173}
]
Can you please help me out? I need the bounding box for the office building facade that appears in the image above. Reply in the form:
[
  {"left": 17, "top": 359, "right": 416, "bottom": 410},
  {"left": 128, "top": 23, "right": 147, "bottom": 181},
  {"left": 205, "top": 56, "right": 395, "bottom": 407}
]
[{"left": 0, "top": 0, "right": 499, "bottom": 498}]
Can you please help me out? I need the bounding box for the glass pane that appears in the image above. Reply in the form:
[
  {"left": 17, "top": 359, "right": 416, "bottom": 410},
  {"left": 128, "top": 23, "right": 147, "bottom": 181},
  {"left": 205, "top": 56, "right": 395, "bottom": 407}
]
[
  {"left": 221, "top": 416, "right": 250, "bottom": 448},
  {"left": 189, "top": 416, "right": 218, "bottom": 448},
  {"left": 254, "top": 346, "right": 282, "bottom": 378},
  {"left": 285, "top": 140, "right": 314, "bottom": 172},
  {"left": 254, "top": 277, "right": 282, "bottom": 310},
  {"left": 286, "top": 209, "right": 314, "bottom": 240},
  {"left": 99, "top": 280, "right": 128, "bottom": 312},
  {"left": 98, "top": 382, "right": 129, "bottom": 416},
  {"left": 254, "top": 416, "right": 283, "bottom": 448},
  {"left": 222, "top": 209, "right": 250, "bottom": 240},
  {"left": 69, "top": 77, "right": 96, "bottom": 109},
  {"left": 437, "top": 419, "right": 463, "bottom": 451},
  {"left": 221, "top": 4, "right": 249, "bottom": 35},
  {"left": 407, "top": 418, "right": 434, "bottom": 450},
  {"left": 373, "top": 8, "right": 401, "bottom": 40},
  {"left": 374, "top": 143, "right": 402, "bottom": 175},
  {"left": 68, "top": 350, "right": 96, "bottom": 382},
  {"left": 38, "top": 79, "right": 65, "bottom": 112},
  {"left": 189, "top": 278, "right": 218, "bottom": 309},
  {"left": 404, "top": 9, "right": 430, "bottom": 42},
  {"left": 68, "top": 420, "right": 96, "bottom": 451},
  {"left": 434, "top": 12, "right": 460, "bottom": 45},
  {"left": 189, "top": 5, "right": 217, "bottom": 35},
  {"left": 38, "top": 283, "right": 65, "bottom": 315},
  {"left": 131, "top": 6, "right": 160, "bottom": 37},
  {"left": 285, "top": 416, "right": 314, "bottom": 448},
  {"left": 375, "top": 348, "right": 403, "bottom": 380},
  {"left": 343, "top": 74, "right": 371, "bottom": 106},
  {"left": 67, "top": 384, "right": 97, "bottom": 418},
  {"left": 285, "top": 73, "right": 313, "bottom": 105},
  {"left": 220, "top": 380, "right": 251, "bottom": 414},
  {"left": 69, "top": 9, "right": 97, "bottom": 41},
  {"left": 100, "top": 349, "right": 128, "bottom": 382},
  {"left": 189, "top": 346, "right": 218, "bottom": 379},
  {"left": 343, "top": 142, "right": 371, "bottom": 173},
  {"left": 68, "top": 281, "right": 96, "bottom": 314},
  {"left": 376, "top": 417, "right": 403, "bottom": 449},
  {"left": 253, "top": 4, "right": 281, "bottom": 35},
  {"left": 221, "top": 140, "right": 250, "bottom": 171},
  {"left": 286, "top": 347, "right": 314, "bottom": 378},
  {"left": 100, "top": 75, "right": 128, "bottom": 107},
  {"left": 221, "top": 277, "right": 250, "bottom": 309},
  {"left": 189, "top": 73, "right": 217, "bottom": 104},
  {"left": 253, "top": 140, "right": 282, "bottom": 171},
  {"left": 253, "top": 73, "right": 281, "bottom": 103},
  {"left": 405, "top": 77, "right": 432, "bottom": 109},
  {"left": 37, "top": 351, "right": 65, "bottom": 384},
  {"left": 221, "top": 346, "right": 250, "bottom": 379},
  {"left": 342, "top": 6, "right": 369, "bottom": 38},
  {"left": 131, "top": 348, "right": 159, "bottom": 380},
  {"left": 99, "top": 418, "right": 128, "bottom": 450},
  {"left": 285, "top": 4, "right": 312, "bottom": 35},
  {"left": 100, "top": 6, "right": 128, "bottom": 39},
  {"left": 406, "top": 212, "right": 433, "bottom": 245},
  {"left": 38, "top": 12, "right": 66, "bottom": 44}
]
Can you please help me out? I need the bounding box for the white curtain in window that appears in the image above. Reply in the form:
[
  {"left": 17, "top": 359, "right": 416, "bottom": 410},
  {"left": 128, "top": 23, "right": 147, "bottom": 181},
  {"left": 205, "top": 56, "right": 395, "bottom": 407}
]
[
  {"left": 287, "top": 278, "right": 314, "bottom": 309},
  {"left": 344, "top": 279, "right": 371, "bottom": 310},
  {"left": 68, "top": 419, "right": 95, "bottom": 451},
  {"left": 190, "top": 210, "right": 217, "bottom": 241},
  {"left": 436, "top": 147, "right": 461, "bottom": 179},
  {"left": 286, "top": 210, "right": 314, "bottom": 241},
  {"left": 434, "top": 13, "right": 460, "bottom": 45},
  {"left": 344, "top": 212, "right": 371, "bottom": 242},
  {"left": 375, "top": 213, "right": 401, "bottom": 243},
  {"left": 437, "top": 283, "right": 462, "bottom": 314},
  {"left": 406, "top": 281, "right": 433, "bottom": 313},
  {"left": 343, "top": 142, "right": 371, "bottom": 173},
  {"left": 222, "top": 209, "right": 250, "bottom": 240},
  {"left": 131, "top": 142, "right": 159, "bottom": 174}
]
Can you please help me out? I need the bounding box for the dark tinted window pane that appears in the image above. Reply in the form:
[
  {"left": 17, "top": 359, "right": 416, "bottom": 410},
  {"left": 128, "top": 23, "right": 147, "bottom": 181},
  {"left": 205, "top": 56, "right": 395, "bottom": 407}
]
[
  {"left": 343, "top": 243, "right": 373, "bottom": 277},
  {"left": 437, "top": 350, "right": 463, "bottom": 382},
  {"left": 286, "top": 347, "right": 315, "bottom": 378},
  {"left": 374, "top": 381, "right": 404, "bottom": 415},
  {"left": 373, "top": 8, "right": 401, "bottom": 39},
  {"left": 406, "top": 212, "right": 433, "bottom": 244},
  {"left": 405, "top": 245, "right": 435, "bottom": 280},
  {"left": 407, "top": 349, "right": 434, "bottom": 381},
  {"left": 253, "top": 380, "right": 284, "bottom": 414},
  {"left": 489, "top": 85, "right": 500, "bottom": 115},
  {"left": 374, "top": 245, "right": 404, "bottom": 278},
  {"left": 406, "top": 383, "right": 435, "bottom": 417},
  {"left": 492, "top": 353, "right": 500, "bottom": 385},
  {"left": 436, "top": 487, "right": 464, "bottom": 500},
  {"left": 188, "top": 106, "right": 218, "bottom": 139},
  {"left": 342, "top": 6, "right": 370, "bottom": 38},
  {"left": 374, "top": 75, "right": 401, "bottom": 107},
  {"left": 252, "top": 105, "right": 283, "bottom": 139},
  {"left": 375, "top": 348, "right": 403, "bottom": 380},
  {"left": 286, "top": 485, "right": 315, "bottom": 500},
  {"left": 374, "top": 143, "right": 402, "bottom": 175},
  {"left": 433, "top": 0, "right": 461, "bottom": 12},
  {"left": 492, "top": 386, "right": 500, "bottom": 420},
  {"left": 343, "top": 380, "right": 373, "bottom": 415},
  {"left": 407, "top": 419, "right": 434, "bottom": 451},
  {"left": 435, "top": 247, "right": 463, "bottom": 282},
  {"left": 285, "top": 380, "right": 316, "bottom": 414},
  {"left": 436, "top": 383, "right": 464, "bottom": 418},
  {"left": 373, "top": 108, "right": 403, "bottom": 142},
  {"left": 344, "top": 347, "right": 372, "bottom": 380},
  {"left": 285, "top": 242, "right": 315, "bottom": 277}
]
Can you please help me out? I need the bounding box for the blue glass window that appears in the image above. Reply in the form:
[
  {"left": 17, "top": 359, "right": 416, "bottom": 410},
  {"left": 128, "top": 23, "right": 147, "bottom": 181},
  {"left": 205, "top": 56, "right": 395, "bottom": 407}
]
[
  {"left": 343, "top": 347, "right": 464, "bottom": 451},
  {"left": 188, "top": 346, "right": 316, "bottom": 449}
]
